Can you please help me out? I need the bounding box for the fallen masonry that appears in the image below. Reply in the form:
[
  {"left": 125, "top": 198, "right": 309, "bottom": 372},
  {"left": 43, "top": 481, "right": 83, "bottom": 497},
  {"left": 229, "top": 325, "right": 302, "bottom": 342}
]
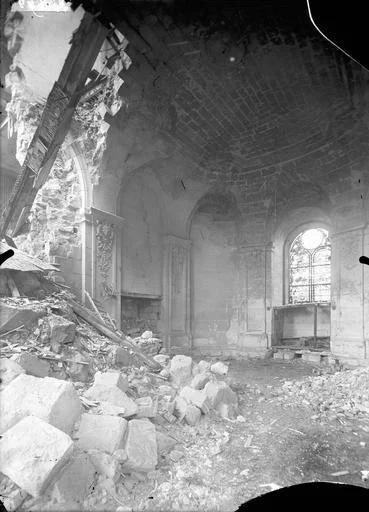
[{"left": 0, "top": 294, "right": 239, "bottom": 511}]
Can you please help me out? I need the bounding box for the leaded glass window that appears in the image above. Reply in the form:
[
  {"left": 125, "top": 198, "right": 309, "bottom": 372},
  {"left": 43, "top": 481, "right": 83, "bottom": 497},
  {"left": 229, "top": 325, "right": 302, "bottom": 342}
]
[{"left": 288, "top": 228, "right": 331, "bottom": 304}]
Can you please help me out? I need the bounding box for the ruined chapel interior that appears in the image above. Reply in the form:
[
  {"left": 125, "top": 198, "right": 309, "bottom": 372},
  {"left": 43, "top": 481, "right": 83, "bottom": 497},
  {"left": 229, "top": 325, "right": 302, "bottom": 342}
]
[{"left": 1, "top": 1, "right": 369, "bottom": 511}]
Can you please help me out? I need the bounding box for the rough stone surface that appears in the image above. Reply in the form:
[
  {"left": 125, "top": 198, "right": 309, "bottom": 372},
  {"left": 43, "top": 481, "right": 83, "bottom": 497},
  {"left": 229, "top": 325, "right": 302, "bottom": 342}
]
[
  {"left": 85, "top": 384, "right": 138, "bottom": 417},
  {"left": 135, "top": 396, "right": 157, "bottom": 418},
  {"left": 190, "top": 372, "right": 211, "bottom": 390},
  {"left": 50, "top": 451, "right": 96, "bottom": 504},
  {"left": 141, "top": 330, "right": 153, "bottom": 339},
  {"left": 0, "top": 416, "right": 74, "bottom": 497},
  {"left": 122, "top": 419, "right": 158, "bottom": 473},
  {"left": 173, "top": 396, "right": 188, "bottom": 418},
  {"left": 11, "top": 352, "right": 50, "bottom": 378},
  {"left": 0, "top": 357, "right": 25, "bottom": 387},
  {"left": 195, "top": 360, "right": 211, "bottom": 374},
  {"left": 185, "top": 404, "right": 202, "bottom": 425},
  {"left": 76, "top": 414, "right": 127, "bottom": 454},
  {"left": 210, "top": 361, "right": 229, "bottom": 376},
  {"left": 216, "top": 402, "right": 238, "bottom": 420},
  {"left": 42, "top": 314, "right": 75, "bottom": 353},
  {"left": 179, "top": 386, "right": 211, "bottom": 414},
  {"left": 204, "top": 381, "right": 238, "bottom": 409},
  {"left": 88, "top": 450, "right": 121, "bottom": 481},
  {"left": 0, "top": 374, "right": 82, "bottom": 435},
  {"left": 65, "top": 351, "right": 92, "bottom": 382},
  {"left": 169, "top": 355, "right": 193, "bottom": 386},
  {"left": 156, "top": 431, "right": 177, "bottom": 456},
  {"left": 110, "top": 346, "right": 134, "bottom": 367},
  {"left": 93, "top": 370, "right": 129, "bottom": 392},
  {"left": 153, "top": 354, "right": 170, "bottom": 366}
]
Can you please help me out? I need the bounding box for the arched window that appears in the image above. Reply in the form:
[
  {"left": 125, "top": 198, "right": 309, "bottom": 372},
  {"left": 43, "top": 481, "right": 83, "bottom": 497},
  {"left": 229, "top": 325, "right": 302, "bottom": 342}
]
[{"left": 289, "top": 228, "right": 331, "bottom": 304}]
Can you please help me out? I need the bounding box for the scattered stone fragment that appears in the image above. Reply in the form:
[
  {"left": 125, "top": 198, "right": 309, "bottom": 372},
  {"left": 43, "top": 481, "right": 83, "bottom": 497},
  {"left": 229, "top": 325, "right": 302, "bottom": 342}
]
[
  {"left": 0, "top": 357, "right": 25, "bottom": 387},
  {"left": 113, "top": 448, "right": 128, "bottom": 462},
  {"left": 0, "top": 374, "right": 82, "bottom": 435},
  {"left": 141, "top": 331, "right": 153, "bottom": 339},
  {"left": 185, "top": 404, "right": 202, "bottom": 425},
  {"left": 85, "top": 383, "right": 138, "bottom": 417},
  {"left": 216, "top": 402, "right": 238, "bottom": 419},
  {"left": 194, "top": 360, "right": 211, "bottom": 375},
  {"left": 204, "top": 380, "right": 238, "bottom": 409},
  {"left": 179, "top": 386, "right": 211, "bottom": 414},
  {"left": 160, "top": 368, "right": 170, "bottom": 378},
  {"left": 153, "top": 354, "right": 170, "bottom": 366},
  {"left": 50, "top": 451, "right": 96, "bottom": 504},
  {"left": 0, "top": 416, "right": 74, "bottom": 497},
  {"left": 76, "top": 414, "right": 127, "bottom": 454},
  {"left": 65, "top": 351, "right": 92, "bottom": 382},
  {"left": 110, "top": 346, "right": 134, "bottom": 367},
  {"left": 169, "top": 449, "right": 185, "bottom": 462},
  {"left": 135, "top": 396, "right": 157, "bottom": 418},
  {"left": 11, "top": 353, "right": 50, "bottom": 378},
  {"left": 190, "top": 372, "right": 211, "bottom": 390},
  {"left": 158, "top": 384, "right": 174, "bottom": 396},
  {"left": 99, "top": 401, "right": 127, "bottom": 416},
  {"left": 173, "top": 396, "right": 188, "bottom": 419},
  {"left": 210, "top": 361, "right": 228, "bottom": 376},
  {"left": 122, "top": 419, "right": 158, "bottom": 473},
  {"left": 169, "top": 355, "right": 193, "bottom": 386},
  {"left": 94, "top": 370, "right": 128, "bottom": 392},
  {"left": 42, "top": 314, "right": 75, "bottom": 352}
]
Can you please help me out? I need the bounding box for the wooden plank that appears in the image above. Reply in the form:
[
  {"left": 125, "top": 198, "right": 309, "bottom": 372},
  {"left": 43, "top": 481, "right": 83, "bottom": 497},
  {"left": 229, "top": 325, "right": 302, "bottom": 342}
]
[
  {"left": 84, "top": 290, "right": 106, "bottom": 325},
  {"left": 69, "top": 299, "right": 161, "bottom": 372}
]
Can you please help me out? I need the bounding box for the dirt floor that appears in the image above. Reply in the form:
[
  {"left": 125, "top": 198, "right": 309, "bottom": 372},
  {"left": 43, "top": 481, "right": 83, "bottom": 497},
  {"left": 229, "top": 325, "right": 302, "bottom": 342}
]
[{"left": 113, "top": 358, "right": 369, "bottom": 512}]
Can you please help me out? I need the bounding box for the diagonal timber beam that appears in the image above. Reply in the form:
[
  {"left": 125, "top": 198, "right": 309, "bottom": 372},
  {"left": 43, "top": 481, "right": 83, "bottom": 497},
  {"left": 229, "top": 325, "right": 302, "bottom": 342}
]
[{"left": 0, "top": 12, "right": 110, "bottom": 239}]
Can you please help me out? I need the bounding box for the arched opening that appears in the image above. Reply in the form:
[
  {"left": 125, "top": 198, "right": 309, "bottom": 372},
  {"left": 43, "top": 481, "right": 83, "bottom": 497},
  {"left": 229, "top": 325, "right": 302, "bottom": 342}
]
[
  {"left": 189, "top": 191, "right": 239, "bottom": 354},
  {"left": 288, "top": 227, "right": 331, "bottom": 304},
  {"left": 273, "top": 223, "right": 332, "bottom": 351}
]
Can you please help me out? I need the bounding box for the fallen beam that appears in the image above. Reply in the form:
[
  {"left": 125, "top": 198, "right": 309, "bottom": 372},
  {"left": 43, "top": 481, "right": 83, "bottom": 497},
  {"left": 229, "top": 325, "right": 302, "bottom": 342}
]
[{"left": 69, "top": 299, "right": 161, "bottom": 372}]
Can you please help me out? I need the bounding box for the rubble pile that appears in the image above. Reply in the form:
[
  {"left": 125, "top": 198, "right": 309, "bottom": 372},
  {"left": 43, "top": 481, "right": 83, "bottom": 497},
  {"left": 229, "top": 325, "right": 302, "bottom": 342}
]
[
  {"left": 276, "top": 366, "right": 369, "bottom": 420},
  {"left": 0, "top": 293, "right": 240, "bottom": 511},
  {"left": 129, "top": 331, "right": 162, "bottom": 358}
]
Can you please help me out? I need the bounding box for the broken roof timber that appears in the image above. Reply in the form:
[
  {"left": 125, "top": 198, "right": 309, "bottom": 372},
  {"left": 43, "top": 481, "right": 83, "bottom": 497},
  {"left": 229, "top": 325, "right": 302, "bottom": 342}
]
[{"left": 0, "top": 12, "right": 110, "bottom": 239}]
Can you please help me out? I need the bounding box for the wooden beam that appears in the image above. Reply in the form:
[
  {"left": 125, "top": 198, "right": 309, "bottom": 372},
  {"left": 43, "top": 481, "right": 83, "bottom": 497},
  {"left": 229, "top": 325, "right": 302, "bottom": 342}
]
[{"left": 0, "top": 12, "right": 109, "bottom": 239}]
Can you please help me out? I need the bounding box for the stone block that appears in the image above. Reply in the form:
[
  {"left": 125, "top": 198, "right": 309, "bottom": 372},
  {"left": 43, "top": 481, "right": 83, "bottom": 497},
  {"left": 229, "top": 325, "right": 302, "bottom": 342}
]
[
  {"left": 85, "top": 384, "right": 138, "bottom": 417},
  {"left": 122, "top": 419, "right": 158, "bottom": 473},
  {"left": 76, "top": 413, "right": 127, "bottom": 454},
  {"left": 273, "top": 351, "right": 284, "bottom": 360},
  {"left": 0, "top": 374, "right": 82, "bottom": 435},
  {"left": 179, "top": 386, "right": 211, "bottom": 414},
  {"left": 11, "top": 352, "right": 50, "bottom": 378},
  {"left": 111, "top": 346, "right": 134, "bottom": 367},
  {"left": 190, "top": 372, "right": 211, "bottom": 390},
  {"left": 153, "top": 354, "right": 170, "bottom": 366},
  {"left": 65, "top": 351, "right": 92, "bottom": 382},
  {"left": 0, "top": 416, "right": 74, "bottom": 497},
  {"left": 215, "top": 402, "right": 238, "bottom": 420},
  {"left": 42, "top": 314, "right": 75, "bottom": 353},
  {"left": 173, "top": 396, "right": 188, "bottom": 418},
  {"left": 204, "top": 381, "right": 238, "bottom": 409},
  {"left": 135, "top": 396, "right": 157, "bottom": 418},
  {"left": 0, "top": 357, "right": 25, "bottom": 387},
  {"left": 50, "top": 451, "right": 96, "bottom": 504},
  {"left": 302, "top": 352, "right": 322, "bottom": 364},
  {"left": 88, "top": 450, "right": 120, "bottom": 481},
  {"left": 94, "top": 370, "right": 128, "bottom": 392},
  {"left": 185, "top": 404, "right": 201, "bottom": 425},
  {"left": 169, "top": 354, "right": 192, "bottom": 386},
  {"left": 283, "top": 351, "right": 296, "bottom": 361},
  {"left": 141, "top": 331, "right": 153, "bottom": 339},
  {"left": 210, "top": 361, "right": 228, "bottom": 376}
]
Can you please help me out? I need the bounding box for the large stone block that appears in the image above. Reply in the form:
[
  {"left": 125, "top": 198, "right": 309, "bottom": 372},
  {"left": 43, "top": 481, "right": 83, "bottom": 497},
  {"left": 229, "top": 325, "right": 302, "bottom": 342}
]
[
  {"left": 0, "top": 357, "right": 25, "bottom": 387},
  {"left": 122, "top": 419, "right": 158, "bottom": 473},
  {"left": 0, "top": 374, "right": 82, "bottom": 435},
  {"left": 93, "top": 370, "right": 128, "bottom": 392},
  {"left": 210, "top": 361, "right": 229, "bottom": 376},
  {"left": 185, "top": 404, "right": 201, "bottom": 425},
  {"left": 76, "top": 414, "right": 127, "bottom": 454},
  {"left": 169, "top": 355, "right": 193, "bottom": 386},
  {"left": 11, "top": 352, "right": 50, "bottom": 378},
  {"left": 0, "top": 416, "right": 74, "bottom": 497},
  {"left": 50, "top": 451, "right": 96, "bottom": 504},
  {"left": 179, "top": 386, "right": 211, "bottom": 414},
  {"left": 84, "top": 383, "right": 138, "bottom": 417},
  {"left": 204, "top": 381, "right": 238, "bottom": 409}
]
